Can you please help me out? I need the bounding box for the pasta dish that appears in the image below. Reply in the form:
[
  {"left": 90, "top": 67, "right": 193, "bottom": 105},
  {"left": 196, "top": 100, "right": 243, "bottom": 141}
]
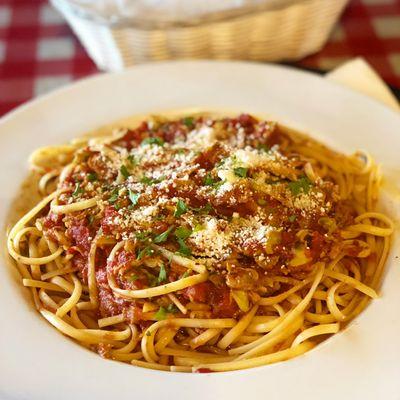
[{"left": 6, "top": 113, "right": 393, "bottom": 372}]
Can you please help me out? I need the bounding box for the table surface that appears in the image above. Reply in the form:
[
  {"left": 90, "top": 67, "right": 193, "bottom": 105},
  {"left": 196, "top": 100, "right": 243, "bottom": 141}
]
[{"left": 0, "top": 0, "right": 399, "bottom": 117}]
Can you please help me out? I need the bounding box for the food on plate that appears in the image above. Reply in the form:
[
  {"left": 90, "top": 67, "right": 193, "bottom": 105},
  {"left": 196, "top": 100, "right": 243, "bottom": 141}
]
[{"left": 7, "top": 113, "right": 393, "bottom": 372}]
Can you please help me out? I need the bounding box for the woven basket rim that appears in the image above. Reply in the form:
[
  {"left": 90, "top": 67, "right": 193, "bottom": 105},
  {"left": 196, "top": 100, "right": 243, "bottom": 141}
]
[{"left": 51, "top": 0, "right": 324, "bottom": 30}]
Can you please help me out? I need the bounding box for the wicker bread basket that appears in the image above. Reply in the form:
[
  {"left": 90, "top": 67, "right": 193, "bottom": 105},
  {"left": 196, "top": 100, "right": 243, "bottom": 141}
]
[{"left": 52, "top": 0, "right": 349, "bottom": 71}]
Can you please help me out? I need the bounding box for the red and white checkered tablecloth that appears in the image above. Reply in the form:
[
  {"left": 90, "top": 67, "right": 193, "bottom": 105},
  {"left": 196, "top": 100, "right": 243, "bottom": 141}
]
[{"left": 0, "top": 0, "right": 399, "bottom": 117}]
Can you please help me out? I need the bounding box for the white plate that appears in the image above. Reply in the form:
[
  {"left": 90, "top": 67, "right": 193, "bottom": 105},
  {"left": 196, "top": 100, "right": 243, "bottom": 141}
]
[{"left": 1, "top": 61, "right": 399, "bottom": 400}]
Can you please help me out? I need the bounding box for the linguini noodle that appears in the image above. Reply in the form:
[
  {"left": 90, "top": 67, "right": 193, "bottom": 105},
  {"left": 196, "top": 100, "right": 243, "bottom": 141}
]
[{"left": 6, "top": 113, "right": 393, "bottom": 373}]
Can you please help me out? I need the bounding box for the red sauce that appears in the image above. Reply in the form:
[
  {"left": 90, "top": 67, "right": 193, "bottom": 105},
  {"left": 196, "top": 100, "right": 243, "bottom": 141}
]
[
  {"left": 183, "top": 282, "right": 238, "bottom": 318},
  {"left": 101, "top": 206, "right": 120, "bottom": 235},
  {"left": 43, "top": 212, "right": 63, "bottom": 229},
  {"left": 66, "top": 218, "right": 91, "bottom": 253}
]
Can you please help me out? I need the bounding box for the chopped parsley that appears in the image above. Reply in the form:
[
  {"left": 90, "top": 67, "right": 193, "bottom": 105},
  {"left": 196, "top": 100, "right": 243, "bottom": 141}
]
[
  {"left": 137, "top": 246, "right": 153, "bottom": 260},
  {"left": 153, "top": 226, "right": 174, "bottom": 244},
  {"left": 154, "top": 306, "right": 167, "bottom": 320},
  {"left": 154, "top": 304, "right": 177, "bottom": 321},
  {"left": 234, "top": 167, "right": 248, "bottom": 178},
  {"left": 127, "top": 274, "right": 139, "bottom": 282},
  {"left": 72, "top": 182, "right": 83, "bottom": 197},
  {"left": 141, "top": 137, "right": 164, "bottom": 146},
  {"left": 193, "top": 224, "right": 204, "bottom": 232},
  {"left": 257, "top": 144, "right": 270, "bottom": 153},
  {"left": 120, "top": 164, "right": 130, "bottom": 179},
  {"left": 87, "top": 172, "right": 97, "bottom": 182},
  {"left": 174, "top": 199, "right": 188, "bottom": 218},
  {"left": 191, "top": 203, "right": 213, "bottom": 215},
  {"left": 128, "top": 189, "right": 140, "bottom": 207},
  {"left": 288, "top": 176, "right": 312, "bottom": 196},
  {"left": 182, "top": 116, "right": 195, "bottom": 128},
  {"left": 175, "top": 226, "right": 192, "bottom": 240},
  {"left": 166, "top": 304, "right": 178, "bottom": 313},
  {"left": 140, "top": 175, "right": 165, "bottom": 185},
  {"left": 157, "top": 264, "right": 167, "bottom": 284},
  {"left": 204, "top": 173, "right": 217, "bottom": 186},
  {"left": 288, "top": 215, "right": 297, "bottom": 222},
  {"left": 177, "top": 237, "right": 192, "bottom": 256},
  {"left": 108, "top": 188, "right": 119, "bottom": 203},
  {"left": 181, "top": 270, "right": 190, "bottom": 279},
  {"left": 127, "top": 154, "right": 137, "bottom": 166},
  {"left": 135, "top": 231, "right": 151, "bottom": 241}
]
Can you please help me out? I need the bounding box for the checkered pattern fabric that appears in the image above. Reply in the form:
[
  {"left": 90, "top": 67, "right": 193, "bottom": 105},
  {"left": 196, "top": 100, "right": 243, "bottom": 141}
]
[{"left": 0, "top": 0, "right": 399, "bottom": 117}]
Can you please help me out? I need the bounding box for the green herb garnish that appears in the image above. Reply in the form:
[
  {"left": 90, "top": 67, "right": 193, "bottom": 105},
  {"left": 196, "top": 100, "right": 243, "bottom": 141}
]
[
  {"left": 257, "top": 144, "right": 270, "bottom": 153},
  {"left": 181, "top": 271, "right": 190, "bottom": 279},
  {"left": 72, "top": 182, "right": 83, "bottom": 197},
  {"left": 177, "top": 238, "right": 191, "bottom": 256},
  {"left": 135, "top": 231, "right": 151, "bottom": 241},
  {"left": 174, "top": 199, "right": 188, "bottom": 218},
  {"left": 287, "top": 176, "right": 312, "bottom": 196},
  {"left": 140, "top": 175, "right": 165, "bottom": 185},
  {"left": 166, "top": 304, "right": 178, "bottom": 313},
  {"left": 153, "top": 226, "right": 174, "bottom": 244},
  {"left": 193, "top": 224, "right": 204, "bottom": 232},
  {"left": 154, "top": 304, "right": 178, "bottom": 321},
  {"left": 154, "top": 306, "right": 167, "bottom": 320},
  {"left": 128, "top": 189, "right": 140, "bottom": 207},
  {"left": 288, "top": 215, "right": 297, "bottom": 222},
  {"left": 191, "top": 203, "right": 213, "bottom": 215},
  {"left": 157, "top": 264, "right": 167, "bottom": 284},
  {"left": 204, "top": 173, "right": 216, "bottom": 186},
  {"left": 182, "top": 116, "right": 194, "bottom": 128},
  {"left": 108, "top": 188, "right": 119, "bottom": 203},
  {"left": 127, "top": 154, "right": 137, "bottom": 166},
  {"left": 141, "top": 137, "right": 164, "bottom": 146},
  {"left": 175, "top": 226, "right": 192, "bottom": 240},
  {"left": 120, "top": 164, "right": 130, "bottom": 179},
  {"left": 87, "top": 172, "right": 97, "bottom": 182},
  {"left": 127, "top": 274, "right": 139, "bottom": 282},
  {"left": 88, "top": 215, "right": 95, "bottom": 225},
  {"left": 234, "top": 167, "right": 248, "bottom": 178},
  {"left": 137, "top": 246, "right": 153, "bottom": 260}
]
